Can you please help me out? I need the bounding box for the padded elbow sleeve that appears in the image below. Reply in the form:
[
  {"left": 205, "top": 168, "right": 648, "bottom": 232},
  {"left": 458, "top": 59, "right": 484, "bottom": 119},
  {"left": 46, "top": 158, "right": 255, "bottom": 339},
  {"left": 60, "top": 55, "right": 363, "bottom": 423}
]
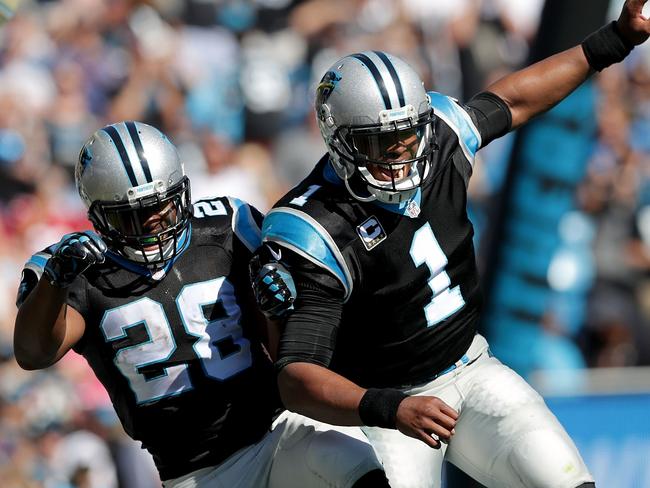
[
  {"left": 275, "top": 282, "right": 344, "bottom": 371},
  {"left": 465, "top": 92, "right": 512, "bottom": 146}
]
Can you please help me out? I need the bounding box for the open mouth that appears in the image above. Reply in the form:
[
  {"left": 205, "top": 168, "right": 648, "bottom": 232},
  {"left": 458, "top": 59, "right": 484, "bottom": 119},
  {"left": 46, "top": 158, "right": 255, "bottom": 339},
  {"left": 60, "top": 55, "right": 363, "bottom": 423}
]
[{"left": 375, "top": 163, "right": 407, "bottom": 181}]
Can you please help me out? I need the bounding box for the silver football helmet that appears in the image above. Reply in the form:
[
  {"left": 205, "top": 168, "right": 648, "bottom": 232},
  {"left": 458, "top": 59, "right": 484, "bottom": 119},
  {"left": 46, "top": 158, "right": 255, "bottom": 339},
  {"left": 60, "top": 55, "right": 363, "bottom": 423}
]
[
  {"left": 315, "top": 51, "right": 436, "bottom": 204},
  {"left": 75, "top": 121, "right": 192, "bottom": 267}
]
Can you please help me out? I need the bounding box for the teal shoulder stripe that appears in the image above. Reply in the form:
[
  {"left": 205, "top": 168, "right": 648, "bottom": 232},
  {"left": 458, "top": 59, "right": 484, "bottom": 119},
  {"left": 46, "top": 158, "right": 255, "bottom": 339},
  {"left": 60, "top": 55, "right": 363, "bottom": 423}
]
[
  {"left": 262, "top": 208, "right": 352, "bottom": 300},
  {"left": 428, "top": 91, "right": 481, "bottom": 162},
  {"left": 228, "top": 197, "right": 262, "bottom": 252}
]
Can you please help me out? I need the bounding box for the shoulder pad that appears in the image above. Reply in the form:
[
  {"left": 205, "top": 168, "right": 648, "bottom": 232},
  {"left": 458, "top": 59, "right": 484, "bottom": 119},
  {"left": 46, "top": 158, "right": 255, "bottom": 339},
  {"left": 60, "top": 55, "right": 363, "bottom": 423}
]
[
  {"left": 192, "top": 196, "right": 262, "bottom": 252},
  {"left": 262, "top": 207, "right": 353, "bottom": 301},
  {"left": 428, "top": 91, "right": 482, "bottom": 163},
  {"left": 228, "top": 197, "right": 262, "bottom": 252}
]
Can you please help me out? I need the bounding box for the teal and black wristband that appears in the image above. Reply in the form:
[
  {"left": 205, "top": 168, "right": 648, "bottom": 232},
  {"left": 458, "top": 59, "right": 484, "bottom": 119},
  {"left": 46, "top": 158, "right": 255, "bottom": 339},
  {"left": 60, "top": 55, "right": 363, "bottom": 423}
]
[
  {"left": 582, "top": 21, "right": 634, "bottom": 72},
  {"left": 358, "top": 388, "right": 408, "bottom": 429}
]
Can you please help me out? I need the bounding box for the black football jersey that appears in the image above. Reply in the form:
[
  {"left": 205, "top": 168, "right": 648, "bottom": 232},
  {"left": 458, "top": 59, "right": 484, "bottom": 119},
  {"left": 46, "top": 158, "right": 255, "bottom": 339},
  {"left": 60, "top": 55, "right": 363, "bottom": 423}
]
[
  {"left": 263, "top": 92, "right": 499, "bottom": 388},
  {"left": 20, "top": 197, "right": 281, "bottom": 480}
]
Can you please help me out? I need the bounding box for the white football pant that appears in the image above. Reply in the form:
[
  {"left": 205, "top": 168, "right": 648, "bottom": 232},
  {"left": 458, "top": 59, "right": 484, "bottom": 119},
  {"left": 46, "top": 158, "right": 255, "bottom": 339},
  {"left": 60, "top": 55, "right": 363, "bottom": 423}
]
[
  {"left": 362, "top": 334, "right": 594, "bottom": 488},
  {"left": 163, "top": 410, "right": 381, "bottom": 488}
]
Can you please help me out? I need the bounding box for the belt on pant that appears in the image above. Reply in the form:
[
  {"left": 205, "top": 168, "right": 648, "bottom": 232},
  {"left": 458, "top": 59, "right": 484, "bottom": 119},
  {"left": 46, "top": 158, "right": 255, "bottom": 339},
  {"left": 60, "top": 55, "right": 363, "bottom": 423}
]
[{"left": 399, "top": 351, "right": 484, "bottom": 390}]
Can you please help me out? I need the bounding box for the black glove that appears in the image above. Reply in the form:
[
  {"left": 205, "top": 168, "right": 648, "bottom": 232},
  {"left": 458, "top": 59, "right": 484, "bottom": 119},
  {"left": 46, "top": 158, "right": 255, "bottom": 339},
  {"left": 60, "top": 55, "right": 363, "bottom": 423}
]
[
  {"left": 44, "top": 231, "right": 107, "bottom": 288},
  {"left": 249, "top": 244, "right": 296, "bottom": 319}
]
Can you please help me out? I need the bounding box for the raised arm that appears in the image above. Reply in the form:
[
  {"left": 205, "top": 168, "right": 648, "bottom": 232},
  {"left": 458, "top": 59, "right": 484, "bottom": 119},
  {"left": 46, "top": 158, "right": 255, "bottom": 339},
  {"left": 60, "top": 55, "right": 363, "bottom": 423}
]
[
  {"left": 14, "top": 232, "right": 105, "bottom": 369},
  {"left": 487, "top": 0, "right": 650, "bottom": 129},
  {"left": 15, "top": 277, "right": 86, "bottom": 370}
]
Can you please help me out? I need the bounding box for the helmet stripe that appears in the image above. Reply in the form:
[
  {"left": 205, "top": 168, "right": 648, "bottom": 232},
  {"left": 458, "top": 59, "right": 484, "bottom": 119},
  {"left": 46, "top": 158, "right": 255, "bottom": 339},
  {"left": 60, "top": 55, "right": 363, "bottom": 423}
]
[
  {"left": 101, "top": 126, "right": 139, "bottom": 187},
  {"left": 125, "top": 121, "right": 153, "bottom": 183},
  {"left": 374, "top": 51, "right": 405, "bottom": 108},
  {"left": 351, "top": 53, "right": 392, "bottom": 109}
]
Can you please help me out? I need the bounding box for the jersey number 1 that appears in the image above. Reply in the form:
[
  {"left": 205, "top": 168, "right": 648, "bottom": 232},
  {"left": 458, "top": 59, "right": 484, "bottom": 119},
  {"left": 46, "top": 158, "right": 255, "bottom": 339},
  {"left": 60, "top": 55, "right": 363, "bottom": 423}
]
[
  {"left": 100, "top": 278, "right": 251, "bottom": 404},
  {"left": 410, "top": 223, "right": 465, "bottom": 327}
]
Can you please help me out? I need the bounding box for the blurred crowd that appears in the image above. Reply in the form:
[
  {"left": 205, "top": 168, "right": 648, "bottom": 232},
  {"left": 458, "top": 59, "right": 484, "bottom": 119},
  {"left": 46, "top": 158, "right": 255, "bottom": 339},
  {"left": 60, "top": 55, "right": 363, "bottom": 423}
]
[{"left": 1, "top": 0, "right": 649, "bottom": 486}]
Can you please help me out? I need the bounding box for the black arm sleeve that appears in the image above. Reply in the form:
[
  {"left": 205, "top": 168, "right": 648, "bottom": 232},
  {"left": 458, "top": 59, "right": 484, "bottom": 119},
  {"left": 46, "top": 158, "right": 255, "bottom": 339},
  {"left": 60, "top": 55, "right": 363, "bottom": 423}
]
[
  {"left": 275, "top": 253, "right": 345, "bottom": 372},
  {"left": 465, "top": 91, "right": 512, "bottom": 148}
]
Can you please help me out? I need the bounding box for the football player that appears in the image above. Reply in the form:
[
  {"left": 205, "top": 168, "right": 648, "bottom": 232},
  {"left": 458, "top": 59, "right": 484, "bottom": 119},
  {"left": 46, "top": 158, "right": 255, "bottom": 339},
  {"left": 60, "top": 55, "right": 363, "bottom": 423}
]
[
  {"left": 13, "top": 121, "right": 389, "bottom": 488},
  {"left": 253, "top": 2, "right": 650, "bottom": 487}
]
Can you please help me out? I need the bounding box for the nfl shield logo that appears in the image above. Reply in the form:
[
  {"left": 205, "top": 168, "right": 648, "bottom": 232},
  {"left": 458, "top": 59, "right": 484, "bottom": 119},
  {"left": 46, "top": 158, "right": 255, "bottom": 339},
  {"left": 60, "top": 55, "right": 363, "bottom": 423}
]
[
  {"left": 406, "top": 200, "right": 421, "bottom": 218},
  {"left": 357, "top": 216, "right": 387, "bottom": 251}
]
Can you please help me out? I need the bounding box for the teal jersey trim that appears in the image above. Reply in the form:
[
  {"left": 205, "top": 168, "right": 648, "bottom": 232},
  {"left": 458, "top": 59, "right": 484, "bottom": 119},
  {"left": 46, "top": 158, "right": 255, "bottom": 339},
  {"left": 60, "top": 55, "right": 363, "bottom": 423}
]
[
  {"left": 428, "top": 91, "right": 482, "bottom": 163},
  {"left": 228, "top": 197, "right": 262, "bottom": 252},
  {"left": 323, "top": 159, "right": 422, "bottom": 217},
  {"left": 373, "top": 188, "right": 422, "bottom": 218}
]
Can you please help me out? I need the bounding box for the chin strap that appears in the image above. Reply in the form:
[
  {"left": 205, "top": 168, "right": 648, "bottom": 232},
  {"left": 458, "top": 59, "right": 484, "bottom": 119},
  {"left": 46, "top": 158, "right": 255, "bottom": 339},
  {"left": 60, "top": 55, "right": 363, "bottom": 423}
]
[
  {"left": 336, "top": 155, "right": 413, "bottom": 204},
  {"left": 343, "top": 166, "right": 378, "bottom": 203},
  {"left": 118, "top": 225, "right": 191, "bottom": 267}
]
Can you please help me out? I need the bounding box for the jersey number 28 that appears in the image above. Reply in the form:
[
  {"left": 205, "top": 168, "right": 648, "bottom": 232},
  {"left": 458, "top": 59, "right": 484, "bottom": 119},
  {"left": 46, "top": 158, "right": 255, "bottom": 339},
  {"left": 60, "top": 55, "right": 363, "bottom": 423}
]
[{"left": 100, "top": 278, "right": 251, "bottom": 404}]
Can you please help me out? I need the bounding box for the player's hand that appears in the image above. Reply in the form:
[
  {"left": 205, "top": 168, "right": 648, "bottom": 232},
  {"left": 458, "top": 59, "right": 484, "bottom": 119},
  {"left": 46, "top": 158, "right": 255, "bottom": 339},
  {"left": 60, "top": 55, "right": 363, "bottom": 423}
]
[
  {"left": 618, "top": 0, "right": 650, "bottom": 46},
  {"left": 395, "top": 395, "right": 459, "bottom": 449},
  {"left": 44, "top": 231, "right": 107, "bottom": 288},
  {"left": 249, "top": 244, "right": 296, "bottom": 319}
]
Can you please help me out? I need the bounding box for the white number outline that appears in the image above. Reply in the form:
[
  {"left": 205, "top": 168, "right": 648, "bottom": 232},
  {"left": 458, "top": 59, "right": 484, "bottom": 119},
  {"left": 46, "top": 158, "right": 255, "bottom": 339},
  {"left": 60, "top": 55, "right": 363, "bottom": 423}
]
[
  {"left": 100, "top": 297, "right": 192, "bottom": 404},
  {"left": 410, "top": 223, "right": 465, "bottom": 327},
  {"left": 99, "top": 279, "right": 251, "bottom": 404},
  {"left": 193, "top": 199, "right": 227, "bottom": 218},
  {"left": 176, "top": 278, "right": 252, "bottom": 381},
  {"left": 290, "top": 185, "right": 321, "bottom": 207}
]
